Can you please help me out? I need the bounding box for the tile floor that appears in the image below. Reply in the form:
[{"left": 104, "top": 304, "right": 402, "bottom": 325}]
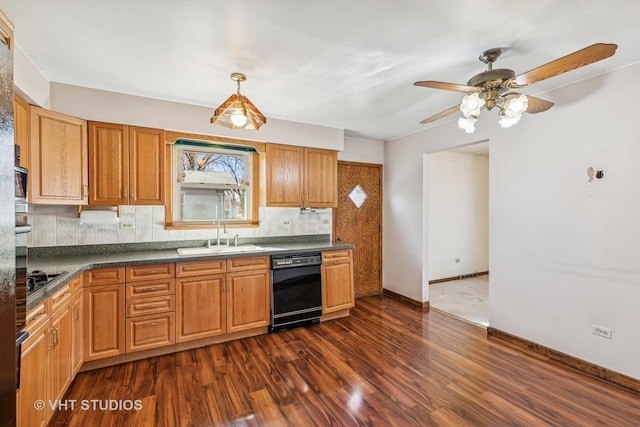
[{"left": 429, "top": 274, "right": 489, "bottom": 327}]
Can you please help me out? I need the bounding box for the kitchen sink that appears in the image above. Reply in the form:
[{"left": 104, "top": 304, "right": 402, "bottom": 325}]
[{"left": 177, "top": 244, "right": 270, "bottom": 256}]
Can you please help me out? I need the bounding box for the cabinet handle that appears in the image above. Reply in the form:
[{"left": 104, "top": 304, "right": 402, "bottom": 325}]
[
  {"left": 54, "top": 328, "right": 59, "bottom": 347},
  {"left": 83, "top": 184, "right": 89, "bottom": 197},
  {"left": 75, "top": 306, "right": 80, "bottom": 321},
  {"left": 139, "top": 287, "right": 160, "bottom": 292},
  {"left": 123, "top": 186, "right": 128, "bottom": 199},
  {"left": 146, "top": 322, "right": 159, "bottom": 326},
  {"left": 48, "top": 329, "right": 55, "bottom": 351},
  {"left": 30, "top": 312, "right": 46, "bottom": 322},
  {"left": 139, "top": 303, "right": 165, "bottom": 309}
]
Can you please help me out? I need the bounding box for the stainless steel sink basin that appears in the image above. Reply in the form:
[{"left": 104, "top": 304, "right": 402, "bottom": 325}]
[{"left": 177, "top": 244, "right": 268, "bottom": 256}]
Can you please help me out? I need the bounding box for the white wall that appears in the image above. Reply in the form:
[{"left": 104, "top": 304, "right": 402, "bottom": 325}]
[
  {"left": 49, "top": 83, "right": 344, "bottom": 151},
  {"left": 338, "top": 136, "right": 384, "bottom": 164},
  {"left": 13, "top": 43, "right": 49, "bottom": 108},
  {"left": 385, "top": 62, "right": 640, "bottom": 379},
  {"left": 427, "top": 151, "right": 489, "bottom": 280}
]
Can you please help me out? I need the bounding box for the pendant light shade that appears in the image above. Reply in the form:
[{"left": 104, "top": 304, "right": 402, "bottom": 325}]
[{"left": 211, "top": 73, "right": 266, "bottom": 130}]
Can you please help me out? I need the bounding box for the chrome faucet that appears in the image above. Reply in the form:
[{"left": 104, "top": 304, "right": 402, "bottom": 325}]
[{"left": 216, "top": 220, "right": 227, "bottom": 246}]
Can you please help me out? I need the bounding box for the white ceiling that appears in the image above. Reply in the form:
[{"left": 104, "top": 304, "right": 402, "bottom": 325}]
[{"left": 2, "top": 0, "right": 640, "bottom": 141}]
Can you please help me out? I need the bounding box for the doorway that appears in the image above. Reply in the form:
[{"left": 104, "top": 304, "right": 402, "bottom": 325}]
[
  {"left": 334, "top": 161, "right": 382, "bottom": 297},
  {"left": 427, "top": 142, "right": 489, "bottom": 326}
]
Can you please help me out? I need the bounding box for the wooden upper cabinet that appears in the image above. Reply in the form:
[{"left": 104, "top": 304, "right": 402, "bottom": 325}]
[
  {"left": 304, "top": 147, "right": 337, "bottom": 208},
  {"left": 129, "top": 126, "right": 165, "bottom": 205},
  {"left": 88, "top": 122, "right": 165, "bottom": 206},
  {"left": 14, "top": 95, "right": 29, "bottom": 168},
  {"left": 30, "top": 106, "right": 88, "bottom": 205},
  {"left": 265, "top": 143, "right": 337, "bottom": 208},
  {"left": 265, "top": 143, "right": 304, "bottom": 206}
]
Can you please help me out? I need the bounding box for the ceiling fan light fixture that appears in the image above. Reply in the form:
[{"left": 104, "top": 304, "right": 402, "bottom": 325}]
[
  {"left": 458, "top": 116, "right": 477, "bottom": 133},
  {"left": 503, "top": 93, "right": 528, "bottom": 116},
  {"left": 211, "top": 73, "right": 266, "bottom": 130},
  {"left": 460, "top": 92, "right": 485, "bottom": 117},
  {"left": 498, "top": 112, "right": 522, "bottom": 128}
]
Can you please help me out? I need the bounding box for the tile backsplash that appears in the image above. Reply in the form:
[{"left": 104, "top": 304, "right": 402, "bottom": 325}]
[{"left": 24, "top": 205, "right": 332, "bottom": 247}]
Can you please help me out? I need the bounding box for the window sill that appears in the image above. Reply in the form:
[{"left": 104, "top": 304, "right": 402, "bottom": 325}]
[{"left": 165, "top": 221, "right": 259, "bottom": 230}]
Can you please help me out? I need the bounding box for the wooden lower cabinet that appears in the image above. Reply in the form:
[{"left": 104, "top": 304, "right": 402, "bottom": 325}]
[
  {"left": 125, "top": 312, "right": 175, "bottom": 353},
  {"left": 17, "top": 321, "right": 50, "bottom": 427},
  {"left": 176, "top": 274, "right": 226, "bottom": 342},
  {"left": 226, "top": 269, "right": 270, "bottom": 333},
  {"left": 83, "top": 283, "right": 125, "bottom": 361},
  {"left": 322, "top": 250, "right": 355, "bottom": 314},
  {"left": 17, "top": 284, "right": 76, "bottom": 427}
]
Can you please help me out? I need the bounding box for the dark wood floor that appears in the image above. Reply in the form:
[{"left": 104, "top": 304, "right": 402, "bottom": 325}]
[{"left": 50, "top": 296, "right": 640, "bottom": 426}]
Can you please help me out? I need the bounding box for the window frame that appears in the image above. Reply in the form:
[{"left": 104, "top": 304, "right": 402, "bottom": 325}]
[{"left": 164, "top": 133, "right": 263, "bottom": 229}]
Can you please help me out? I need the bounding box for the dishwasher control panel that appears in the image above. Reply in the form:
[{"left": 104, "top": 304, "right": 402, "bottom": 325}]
[{"left": 271, "top": 253, "right": 322, "bottom": 269}]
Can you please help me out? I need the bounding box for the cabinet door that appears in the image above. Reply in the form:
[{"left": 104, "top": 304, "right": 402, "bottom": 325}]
[
  {"left": 17, "top": 321, "right": 50, "bottom": 427},
  {"left": 30, "top": 106, "right": 88, "bottom": 204},
  {"left": 71, "top": 290, "right": 83, "bottom": 376},
  {"left": 14, "top": 94, "right": 29, "bottom": 168},
  {"left": 84, "top": 284, "right": 125, "bottom": 361},
  {"left": 176, "top": 275, "right": 226, "bottom": 342},
  {"left": 129, "top": 126, "right": 165, "bottom": 205},
  {"left": 226, "top": 269, "right": 270, "bottom": 333},
  {"left": 88, "top": 121, "right": 129, "bottom": 205},
  {"left": 304, "top": 148, "right": 337, "bottom": 207},
  {"left": 265, "top": 143, "right": 303, "bottom": 206},
  {"left": 48, "top": 304, "right": 72, "bottom": 404},
  {"left": 322, "top": 252, "right": 355, "bottom": 314}
]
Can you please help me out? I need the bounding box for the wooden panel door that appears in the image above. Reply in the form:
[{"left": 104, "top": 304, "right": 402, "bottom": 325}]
[
  {"left": 83, "top": 284, "right": 125, "bottom": 361},
  {"left": 226, "top": 269, "right": 270, "bottom": 333},
  {"left": 322, "top": 251, "right": 355, "bottom": 313},
  {"left": 30, "top": 106, "right": 88, "bottom": 204},
  {"left": 334, "top": 161, "right": 382, "bottom": 296},
  {"left": 129, "top": 126, "right": 165, "bottom": 205},
  {"left": 16, "top": 321, "right": 50, "bottom": 427},
  {"left": 304, "top": 147, "right": 337, "bottom": 207},
  {"left": 176, "top": 275, "right": 226, "bottom": 342},
  {"left": 88, "top": 121, "right": 129, "bottom": 205},
  {"left": 13, "top": 94, "right": 29, "bottom": 168},
  {"left": 265, "top": 143, "right": 303, "bottom": 206},
  {"left": 48, "top": 304, "right": 72, "bottom": 404}
]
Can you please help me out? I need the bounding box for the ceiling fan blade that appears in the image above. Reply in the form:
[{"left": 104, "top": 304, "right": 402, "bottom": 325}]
[
  {"left": 510, "top": 43, "right": 617, "bottom": 87},
  {"left": 414, "top": 80, "right": 480, "bottom": 93},
  {"left": 420, "top": 105, "right": 460, "bottom": 124},
  {"left": 504, "top": 92, "right": 554, "bottom": 114}
]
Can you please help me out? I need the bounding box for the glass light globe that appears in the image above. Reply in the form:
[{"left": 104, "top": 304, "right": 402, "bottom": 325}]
[
  {"left": 460, "top": 93, "right": 485, "bottom": 118},
  {"left": 457, "top": 116, "right": 477, "bottom": 133},
  {"left": 230, "top": 112, "right": 248, "bottom": 127},
  {"left": 504, "top": 94, "right": 528, "bottom": 116}
]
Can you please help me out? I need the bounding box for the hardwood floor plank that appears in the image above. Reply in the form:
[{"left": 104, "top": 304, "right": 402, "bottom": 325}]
[{"left": 49, "top": 296, "right": 640, "bottom": 426}]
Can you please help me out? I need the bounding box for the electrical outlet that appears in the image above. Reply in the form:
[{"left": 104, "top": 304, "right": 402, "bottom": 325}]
[
  {"left": 592, "top": 325, "right": 612, "bottom": 339},
  {"left": 455, "top": 258, "right": 460, "bottom": 263},
  {"left": 283, "top": 220, "right": 291, "bottom": 225},
  {"left": 321, "top": 219, "right": 330, "bottom": 224},
  {"left": 119, "top": 222, "right": 135, "bottom": 229}
]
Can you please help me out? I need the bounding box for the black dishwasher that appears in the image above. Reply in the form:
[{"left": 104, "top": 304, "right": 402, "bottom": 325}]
[{"left": 270, "top": 253, "right": 322, "bottom": 332}]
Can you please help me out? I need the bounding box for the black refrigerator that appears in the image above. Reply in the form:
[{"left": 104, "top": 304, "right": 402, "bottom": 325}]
[{"left": 0, "top": 21, "right": 17, "bottom": 426}]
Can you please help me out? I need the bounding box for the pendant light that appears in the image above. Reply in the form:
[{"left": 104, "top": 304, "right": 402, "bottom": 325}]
[{"left": 210, "top": 73, "right": 266, "bottom": 130}]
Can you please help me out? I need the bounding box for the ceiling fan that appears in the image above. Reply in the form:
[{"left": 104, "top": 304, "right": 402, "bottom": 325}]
[{"left": 414, "top": 43, "right": 618, "bottom": 132}]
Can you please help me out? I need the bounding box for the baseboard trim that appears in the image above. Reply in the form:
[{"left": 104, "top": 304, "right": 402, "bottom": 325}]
[
  {"left": 383, "top": 288, "right": 429, "bottom": 311},
  {"left": 487, "top": 327, "right": 640, "bottom": 393},
  {"left": 429, "top": 271, "right": 489, "bottom": 284}
]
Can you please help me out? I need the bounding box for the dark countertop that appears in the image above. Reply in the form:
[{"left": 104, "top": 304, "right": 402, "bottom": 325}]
[{"left": 26, "top": 240, "right": 354, "bottom": 310}]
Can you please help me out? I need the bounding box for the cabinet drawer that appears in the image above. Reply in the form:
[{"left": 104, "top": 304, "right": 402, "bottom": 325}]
[
  {"left": 176, "top": 259, "right": 226, "bottom": 277},
  {"left": 322, "top": 250, "right": 352, "bottom": 261},
  {"left": 125, "top": 312, "right": 175, "bottom": 353},
  {"left": 68, "top": 275, "right": 83, "bottom": 294},
  {"left": 126, "top": 264, "right": 175, "bottom": 282},
  {"left": 50, "top": 284, "right": 72, "bottom": 313},
  {"left": 227, "top": 256, "right": 270, "bottom": 272},
  {"left": 84, "top": 267, "right": 125, "bottom": 286},
  {"left": 25, "top": 301, "right": 49, "bottom": 333},
  {"left": 126, "top": 279, "right": 175, "bottom": 299},
  {"left": 126, "top": 295, "right": 175, "bottom": 318}
]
